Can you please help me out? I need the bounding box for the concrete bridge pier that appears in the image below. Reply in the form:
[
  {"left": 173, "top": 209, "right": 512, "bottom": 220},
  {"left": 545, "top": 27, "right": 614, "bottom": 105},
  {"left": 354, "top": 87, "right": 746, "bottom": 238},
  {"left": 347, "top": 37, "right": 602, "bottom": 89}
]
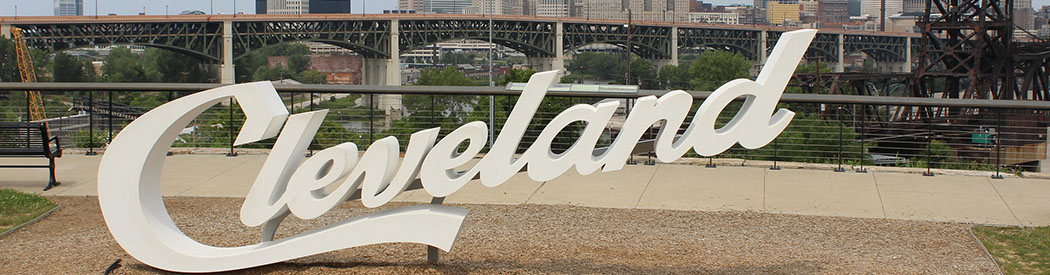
[
  {"left": 221, "top": 21, "right": 235, "bottom": 84},
  {"left": 527, "top": 21, "right": 566, "bottom": 74},
  {"left": 1, "top": 25, "right": 10, "bottom": 39},
  {"left": 527, "top": 57, "right": 564, "bottom": 73},
  {"left": 650, "top": 59, "right": 677, "bottom": 72},
  {"left": 835, "top": 33, "right": 845, "bottom": 73}
]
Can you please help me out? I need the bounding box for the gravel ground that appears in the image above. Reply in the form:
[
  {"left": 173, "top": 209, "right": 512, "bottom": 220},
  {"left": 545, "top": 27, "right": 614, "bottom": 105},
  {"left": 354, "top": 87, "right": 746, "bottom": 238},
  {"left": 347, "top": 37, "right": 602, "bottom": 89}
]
[{"left": 0, "top": 196, "right": 998, "bottom": 274}]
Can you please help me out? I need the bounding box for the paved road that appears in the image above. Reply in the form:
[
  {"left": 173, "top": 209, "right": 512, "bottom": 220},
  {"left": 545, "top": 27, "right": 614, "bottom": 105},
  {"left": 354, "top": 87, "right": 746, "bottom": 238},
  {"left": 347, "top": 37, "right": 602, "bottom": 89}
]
[{"left": 2, "top": 154, "right": 1048, "bottom": 226}]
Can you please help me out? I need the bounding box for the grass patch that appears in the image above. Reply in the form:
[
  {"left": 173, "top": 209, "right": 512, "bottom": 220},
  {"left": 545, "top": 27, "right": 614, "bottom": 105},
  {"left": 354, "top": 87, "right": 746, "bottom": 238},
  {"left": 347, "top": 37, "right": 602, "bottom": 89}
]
[
  {"left": 972, "top": 225, "right": 1050, "bottom": 274},
  {"left": 0, "top": 189, "right": 58, "bottom": 233}
]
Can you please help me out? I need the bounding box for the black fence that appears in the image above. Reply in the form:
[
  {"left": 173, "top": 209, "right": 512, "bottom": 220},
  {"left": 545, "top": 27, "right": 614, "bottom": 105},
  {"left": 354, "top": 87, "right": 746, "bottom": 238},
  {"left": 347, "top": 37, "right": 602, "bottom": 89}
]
[{"left": 3, "top": 82, "right": 1050, "bottom": 178}]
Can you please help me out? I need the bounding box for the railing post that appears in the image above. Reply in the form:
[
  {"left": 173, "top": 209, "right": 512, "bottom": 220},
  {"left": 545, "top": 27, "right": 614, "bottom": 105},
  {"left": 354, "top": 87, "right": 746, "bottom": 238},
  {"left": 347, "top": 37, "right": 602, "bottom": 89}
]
[
  {"left": 857, "top": 104, "right": 867, "bottom": 173},
  {"left": 993, "top": 108, "right": 1004, "bottom": 179},
  {"left": 627, "top": 98, "right": 638, "bottom": 165},
  {"left": 226, "top": 98, "right": 237, "bottom": 157},
  {"left": 835, "top": 106, "right": 845, "bottom": 172},
  {"left": 86, "top": 91, "right": 97, "bottom": 156},
  {"left": 368, "top": 94, "right": 374, "bottom": 143},
  {"left": 645, "top": 102, "right": 656, "bottom": 166},
  {"left": 24, "top": 91, "right": 29, "bottom": 122},
  {"left": 166, "top": 91, "right": 175, "bottom": 156},
  {"left": 108, "top": 91, "right": 113, "bottom": 145},
  {"left": 923, "top": 112, "right": 935, "bottom": 177},
  {"left": 430, "top": 94, "right": 436, "bottom": 128},
  {"left": 308, "top": 92, "right": 315, "bottom": 157},
  {"left": 770, "top": 138, "right": 781, "bottom": 170}
]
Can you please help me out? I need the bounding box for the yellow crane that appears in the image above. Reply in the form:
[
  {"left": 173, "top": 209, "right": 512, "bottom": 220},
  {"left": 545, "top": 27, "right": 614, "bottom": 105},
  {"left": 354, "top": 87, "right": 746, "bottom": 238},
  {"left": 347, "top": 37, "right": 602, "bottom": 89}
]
[{"left": 11, "top": 27, "right": 49, "bottom": 130}]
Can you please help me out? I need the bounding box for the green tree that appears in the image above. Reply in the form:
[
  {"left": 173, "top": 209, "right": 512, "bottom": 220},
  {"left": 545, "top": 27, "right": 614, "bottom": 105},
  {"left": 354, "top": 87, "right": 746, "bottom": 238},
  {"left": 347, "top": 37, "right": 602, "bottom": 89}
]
[
  {"left": 102, "top": 48, "right": 146, "bottom": 82},
  {"left": 51, "top": 52, "right": 87, "bottom": 82},
  {"left": 287, "top": 54, "right": 311, "bottom": 73},
  {"left": 235, "top": 43, "right": 312, "bottom": 83},
  {"left": 688, "top": 51, "right": 751, "bottom": 90},
  {"left": 142, "top": 48, "right": 210, "bottom": 83},
  {"left": 628, "top": 57, "right": 657, "bottom": 89},
  {"left": 498, "top": 68, "right": 536, "bottom": 85},
  {"left": 0, "top": 37, "right": 17, "bottom": 82},
  {"left": 417, "top": 66, "right": 475, "bottom": 86},
  {"left": 440, "top": 52, "right": 476, "bottom": 65},
  {"left": 0, "top": 37, "right": 52, "bottom": 82},
  {"left": 656, "top": 64, "right": 692, "bottom": 90}
]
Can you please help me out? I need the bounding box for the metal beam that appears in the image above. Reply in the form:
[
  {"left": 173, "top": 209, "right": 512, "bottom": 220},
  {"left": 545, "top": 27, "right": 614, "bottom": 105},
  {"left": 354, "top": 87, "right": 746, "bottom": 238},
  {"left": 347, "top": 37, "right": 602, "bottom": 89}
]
[{"left": 4, "top": 82, "right": 1050, "bottom": 109}]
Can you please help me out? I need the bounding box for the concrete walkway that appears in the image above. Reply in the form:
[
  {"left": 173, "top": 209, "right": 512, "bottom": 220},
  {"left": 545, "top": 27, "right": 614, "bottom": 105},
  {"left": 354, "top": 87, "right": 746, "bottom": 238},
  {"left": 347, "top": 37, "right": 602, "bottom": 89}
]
[{"left": 2, "top": 154, "right": 1049, "bottom": 226}]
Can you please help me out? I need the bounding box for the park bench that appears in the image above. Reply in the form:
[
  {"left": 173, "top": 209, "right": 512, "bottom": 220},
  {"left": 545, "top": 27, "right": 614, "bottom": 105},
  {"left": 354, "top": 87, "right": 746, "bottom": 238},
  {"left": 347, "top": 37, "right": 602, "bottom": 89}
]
[{"left": 0, "top": 122, "right": 62, "bottom": 191}]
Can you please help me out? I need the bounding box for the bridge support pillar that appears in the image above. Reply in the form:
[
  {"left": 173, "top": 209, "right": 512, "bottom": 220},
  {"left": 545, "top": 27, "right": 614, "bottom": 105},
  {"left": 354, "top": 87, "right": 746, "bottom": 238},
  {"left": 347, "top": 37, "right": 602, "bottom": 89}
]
[
  {"left": 835, "top": 33, "right": 845, "bottom": 73},
  {"left": 527, "top": 57, "right": 560, "bottom": 73},
  {"left": 553, "top": 22, "right": 565, "bottom": 73},
  {"left": 903, "top": 38, "right": 912, "bottom": 73},
  {"left": 1, "top": 25, "right": 9, "bottom": 39},
  {"left": 387, "top": 19, "right": 402, "bottom": 86},
  {"left": 220, "top": 21, "right": 235, "bottom": 84},
  {"left": 759, "top": 31, "right": 768, "bottom": 64},
  {"left": 362, "top": 58, "right": 387, "bottom": 85},
  {"left": 671, "top": 26, "right": 679, "bottom": 66},
  {"left": 650, "top": 59, "right": 676, "bottom": 72}
]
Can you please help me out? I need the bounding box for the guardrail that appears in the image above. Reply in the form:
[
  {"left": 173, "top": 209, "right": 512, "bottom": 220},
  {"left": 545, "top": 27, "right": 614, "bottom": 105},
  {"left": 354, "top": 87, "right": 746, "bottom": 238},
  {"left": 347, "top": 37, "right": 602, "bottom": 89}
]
[{"left": 3, "top": 82, "right": 1049, "bottom": 178}]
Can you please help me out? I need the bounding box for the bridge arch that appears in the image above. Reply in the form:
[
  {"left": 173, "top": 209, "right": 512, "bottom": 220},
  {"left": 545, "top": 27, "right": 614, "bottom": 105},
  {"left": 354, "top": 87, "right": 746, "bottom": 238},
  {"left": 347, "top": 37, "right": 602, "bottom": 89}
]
[
  {"left": 399, "top": 19, "right": 556, "bottom": 58},
  {"left": 844, "top": 47, "right": 905, "bottom": 63},
  {"left": 14, "top": 22, "right": 224, "bottom": 62},
  {"left": 232, "top": 20, "right": 393, "bottom": 60},
  {"left": 565, "top": 40, "right": 668, "bottom": 60}
]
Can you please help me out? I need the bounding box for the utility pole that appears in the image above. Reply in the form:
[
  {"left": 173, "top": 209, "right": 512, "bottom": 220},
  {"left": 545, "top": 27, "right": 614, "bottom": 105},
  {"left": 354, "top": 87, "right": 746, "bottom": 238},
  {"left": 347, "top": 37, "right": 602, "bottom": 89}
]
[{"left": 625, "top": 9, "right": 632, "bottom": 85}]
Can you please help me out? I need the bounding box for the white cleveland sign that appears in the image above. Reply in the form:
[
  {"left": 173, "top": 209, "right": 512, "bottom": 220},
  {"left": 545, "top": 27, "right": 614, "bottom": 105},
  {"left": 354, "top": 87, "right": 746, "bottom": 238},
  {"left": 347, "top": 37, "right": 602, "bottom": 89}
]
[{"left": 97, "top": 29, "right": 817, "bottom": 272}]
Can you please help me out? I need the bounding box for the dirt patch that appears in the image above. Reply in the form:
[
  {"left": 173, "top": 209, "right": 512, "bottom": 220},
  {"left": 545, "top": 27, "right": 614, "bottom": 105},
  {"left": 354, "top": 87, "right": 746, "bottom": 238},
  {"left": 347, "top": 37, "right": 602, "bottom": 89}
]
[{"left": 0, "top": 196, "right": 998, "bottom": 274}]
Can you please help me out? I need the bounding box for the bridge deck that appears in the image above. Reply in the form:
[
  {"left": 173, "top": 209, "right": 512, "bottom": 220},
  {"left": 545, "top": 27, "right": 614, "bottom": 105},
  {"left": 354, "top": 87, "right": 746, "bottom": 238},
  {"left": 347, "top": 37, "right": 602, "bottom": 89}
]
[{"left": 0, "top": 14, "right": 920, "bottom": 38}]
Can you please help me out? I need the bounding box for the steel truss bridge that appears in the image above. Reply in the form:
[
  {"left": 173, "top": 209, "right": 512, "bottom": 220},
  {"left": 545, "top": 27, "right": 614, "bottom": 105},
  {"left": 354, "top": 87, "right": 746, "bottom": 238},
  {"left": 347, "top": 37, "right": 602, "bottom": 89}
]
[{"left": 1, "top": 14, "right": 919, "bottom": 84}]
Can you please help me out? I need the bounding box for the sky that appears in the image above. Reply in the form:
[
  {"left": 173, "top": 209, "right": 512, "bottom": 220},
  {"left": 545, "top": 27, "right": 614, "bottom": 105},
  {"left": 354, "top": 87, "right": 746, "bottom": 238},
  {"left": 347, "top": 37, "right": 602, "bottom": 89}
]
[
  {"left": 0, "top": 0, "right": 395, "bottom": 17},
  {"left": 0, "top": 0, "right": 1047, "bottom": 17}
]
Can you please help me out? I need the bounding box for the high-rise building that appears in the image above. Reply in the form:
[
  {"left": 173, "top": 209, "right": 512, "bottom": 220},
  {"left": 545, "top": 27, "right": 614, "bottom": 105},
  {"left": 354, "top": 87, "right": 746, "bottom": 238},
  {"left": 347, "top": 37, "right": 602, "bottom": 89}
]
[
  {"left": 766, "top": 1, "right": 800, "bottom": 25},
  {"left": 469, "top": 0, "right": 518, "bottom": 15},
  {"left": 624, "top": 0, "right": 689, "bottom": 22},
  {"left": 819, "top": 0, "right": 851, "bottom": 27},
  {"left": 753, "top": 0, "right": 766, "bottom": 10},
  {"left": 310, "top": 0, "right": 351, "bottom": 13},
  {"left": 689, "top": 12, "right": 740, "bottom": 24},
  {"left": 536, "top": 0, "right": 571, "bottom": 17},
  {"left": 861, "top": 0, "right": 902, "bottom": 29},
  {"left": 426, "top": 0, "right": 473, "bottom": 14},
  {"left": 848, "top": 0, "right": 861, "bottom": 16},
  {"left": 579, "top": 0, "right": 624, "bottom": 20},
  {"left": 54, "top": 0, "right": 83, "bottom": 16},
  {"left": 901, "top": 0, "right": 923, "bottom": 14},
  {"left": 1016, "top": 0, "right": 1035, "bottom": 30},
  {"left": 267, "top": 0, "right": 310, "bottom": 14},
  {"left": 257, "top": 0, "right": 268, "bottom": 14},
  {"left": 399, "top": 0, "right": 426, "bottom": 11}
]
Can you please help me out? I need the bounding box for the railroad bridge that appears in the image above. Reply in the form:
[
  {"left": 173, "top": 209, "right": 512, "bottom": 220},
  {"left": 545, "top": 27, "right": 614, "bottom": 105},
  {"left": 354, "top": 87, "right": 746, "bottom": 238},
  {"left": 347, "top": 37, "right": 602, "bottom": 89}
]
[{"left": 0, "top": 14, "right": 919, "bottom": 84}]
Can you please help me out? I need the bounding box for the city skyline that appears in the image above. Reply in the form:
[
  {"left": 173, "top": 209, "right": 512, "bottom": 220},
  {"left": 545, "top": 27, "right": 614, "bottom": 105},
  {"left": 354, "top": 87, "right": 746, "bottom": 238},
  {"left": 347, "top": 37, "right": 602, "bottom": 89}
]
[{"left": 0, "top": 0, "right": 1048, "bottom": 17}]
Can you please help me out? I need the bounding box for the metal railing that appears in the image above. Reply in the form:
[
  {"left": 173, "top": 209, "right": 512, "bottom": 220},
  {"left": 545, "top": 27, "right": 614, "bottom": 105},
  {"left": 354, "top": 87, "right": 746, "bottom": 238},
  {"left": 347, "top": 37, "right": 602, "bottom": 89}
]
[{"left": 3, "top": 82, "right": 1050, "bottom": 178}]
